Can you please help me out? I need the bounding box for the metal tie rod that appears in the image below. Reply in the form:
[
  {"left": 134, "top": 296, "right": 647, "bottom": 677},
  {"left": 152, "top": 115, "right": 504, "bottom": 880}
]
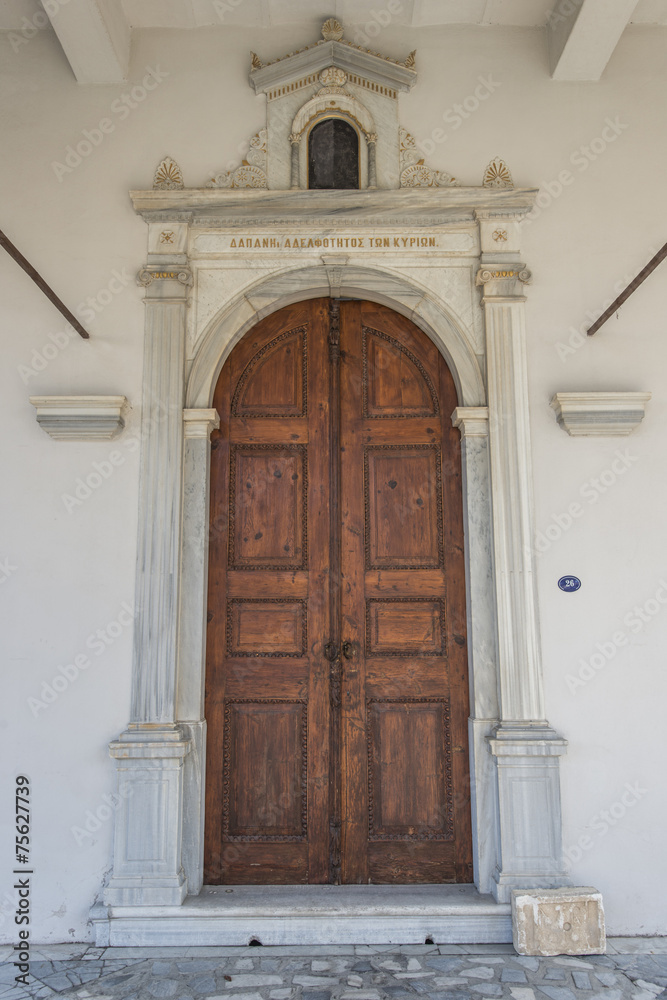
[
  {"left": 0, "top": 228, "right": 90, "bottom": 339},
  {"left": 587, "top": 242, "right": 667, "bottom": 336}
]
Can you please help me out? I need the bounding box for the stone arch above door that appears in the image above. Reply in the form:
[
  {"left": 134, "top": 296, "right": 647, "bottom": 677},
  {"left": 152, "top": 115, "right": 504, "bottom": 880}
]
[{"left": 186, "top": 264, "right": 486, "bottom": 412}]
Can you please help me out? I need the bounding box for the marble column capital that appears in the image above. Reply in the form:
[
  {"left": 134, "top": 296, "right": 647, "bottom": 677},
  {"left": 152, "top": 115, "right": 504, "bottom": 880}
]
[
  {"left": 452, "top": 406, "right": 489, "bottom": 438},
  {"left": 183, "top": 408, "right": 220, "bottom": 440},
  {"left": 476, "top": 264, "right": 531, "bottom": 300}
]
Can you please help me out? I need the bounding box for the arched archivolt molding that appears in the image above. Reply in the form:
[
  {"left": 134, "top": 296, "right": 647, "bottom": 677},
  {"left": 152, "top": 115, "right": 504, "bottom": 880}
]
[
  {"left": 185, "top": 264, "right": 485, "bottom": 410},
  {"left": 292, "top": 91, "right": 375, "bottom": 141}
]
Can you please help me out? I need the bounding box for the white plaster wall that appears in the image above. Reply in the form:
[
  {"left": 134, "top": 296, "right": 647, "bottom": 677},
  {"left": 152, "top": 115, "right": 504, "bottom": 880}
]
[{"left": 1, "top": 21, "right": 666, "bottom": 940}]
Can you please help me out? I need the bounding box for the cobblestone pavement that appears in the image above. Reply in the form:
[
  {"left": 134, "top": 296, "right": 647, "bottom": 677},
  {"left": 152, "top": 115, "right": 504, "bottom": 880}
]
[{"left": 1, "top": 940, "right": 665, "bottom": 1000}]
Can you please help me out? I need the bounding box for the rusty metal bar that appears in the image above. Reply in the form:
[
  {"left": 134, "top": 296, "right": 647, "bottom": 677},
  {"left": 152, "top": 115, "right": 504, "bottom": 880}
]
[
  {"left": 0, "top": 228, "right": 90, "bottom": 340},
  {"left": 587, "top": 241, "right": 667, "bottom": 336}
]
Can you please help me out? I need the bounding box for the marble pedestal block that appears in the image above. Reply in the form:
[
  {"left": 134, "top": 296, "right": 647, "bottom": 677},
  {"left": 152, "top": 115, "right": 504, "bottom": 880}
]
[{"left": 512, "top": 887, "right": 606, "bottom": 956}]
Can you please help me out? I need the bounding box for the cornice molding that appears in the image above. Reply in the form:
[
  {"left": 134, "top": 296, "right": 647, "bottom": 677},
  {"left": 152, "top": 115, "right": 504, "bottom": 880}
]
[
  {"left": 550, "top": 392, "right": 651, "bottom": 436},
  {"left": 129, "top": 187, "right": 538, "bottom": 226},
  {"left": 30, "top": 395, "right": 129, "bottom": 441}
]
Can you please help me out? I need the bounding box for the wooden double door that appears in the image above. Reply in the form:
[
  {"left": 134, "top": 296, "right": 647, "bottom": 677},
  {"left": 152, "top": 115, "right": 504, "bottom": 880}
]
[{"left": 204, "top": 299, "right": 472, "bottom": 885}]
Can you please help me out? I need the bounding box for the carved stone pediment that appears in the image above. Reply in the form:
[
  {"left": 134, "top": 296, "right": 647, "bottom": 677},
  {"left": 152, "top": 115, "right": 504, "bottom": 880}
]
[{"left": 249, "top": 19, "right": 417, "bottom": 99}]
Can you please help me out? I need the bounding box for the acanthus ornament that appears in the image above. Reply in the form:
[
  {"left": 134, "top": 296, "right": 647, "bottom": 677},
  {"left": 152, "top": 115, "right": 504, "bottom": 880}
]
[
  {"left": 483, "top": 157, "right": 514, "bottom": 189},
  {"left": 153, "top": 156, "right": 184, "bottom": 190},
  {"left": 399, "top": 127, "right": 458, "bottom": 188},
  {"left": 207, "top": 128, "right": 268, "bottom": 188}
]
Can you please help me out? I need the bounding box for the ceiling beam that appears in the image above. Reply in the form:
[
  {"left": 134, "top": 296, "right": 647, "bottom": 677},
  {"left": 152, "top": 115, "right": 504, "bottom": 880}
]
[
  {"left": 45, "top": 0, "right": 130, "bottom": 84},
  {"left": 548, "top": 0, "right": 639, "bottom": 81}
]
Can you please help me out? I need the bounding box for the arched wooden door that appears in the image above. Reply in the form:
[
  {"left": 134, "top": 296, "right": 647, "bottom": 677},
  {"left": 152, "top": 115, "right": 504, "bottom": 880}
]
[{"left": 204, "top": 299, "right": 472, "bottom": 885}]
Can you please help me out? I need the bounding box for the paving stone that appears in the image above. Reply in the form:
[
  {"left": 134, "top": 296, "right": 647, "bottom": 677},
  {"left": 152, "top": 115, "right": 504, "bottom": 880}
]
[
  {"left": 553, "top": 960, "right": 595, "bottom": 971},
  {"left": 424, "top": 957, "right": 466, "bottom": 972},
  {"left": 593, "top": 972, "right": 617, "bottom": 987},
  {"left": 408, "top": 959, "right": 423, "bottom": 971},
  {"left": 269, "top": 991, "right": 294, "bottom": 999},
  {"left": 433, "top": 978, "right": 467, "bottom": 986},
  {"left": 234, "top": 960, "right": 255, "bottom": 972},
  {"left": 191, "top": 976, "right": 217, "bottom": 994},
  {"left": 339, "top": 992, "right": 382, "bottom": 1000},
  {"left": 545, "top": 969, "right": 568, "bottom": 981},
  {"left": 538, "top": 986, "right": 577, "bottom": 1000},
  {"left": 377, "top": 960, "right": 403, "bottom": 971},
  {"left": 259, "top": 960, "right": 280, "bottom": 973},
  {"left": 153, "top": 962, "right": 174, "bottom": 975},
  {"left": 513, "top": 958, "right": 540, "bottom": 972},
  {"left": 292, "top": 976, "right": 340, "bottom": 987},
  {"left": 393, "top": 971, "right": 435, "bottom": 978},
  {"left": 225, "top": 974, "right": 283, "bottom": 988},
  {"left": 351, "top": 962, "right": 373, "bottom": 972},
  {"left": 508, "top": 990, "right": 536, "bottom": 1000},
  {"left": 301, "top": 992, "right": 332, "bottom": 1000},
  {"left": 635, "top": 981, "right": 665, "bottom": 995},
  {"left": 43, "top": 973, "right": 80, "bottom": 991},
  {"left": 462, "top": 966, "right": 496, "bottom": 980},
  {"left": 572, "top": 972, "right": 592, "bottom": 990},
  {"left": 147, "top": 981, "right": 181, "bottom": 997},
  {"left": 311, "top": 961, "right": 331, "bottom": 972},
  {"left": 347, "top": 974, "right": 364, "bottom": 986},
  {"left": 502, "top": 969, "right": 529, "bottom": 983},
  {"left": 470, "top": 985, "right": 503, "bottom": 996}
]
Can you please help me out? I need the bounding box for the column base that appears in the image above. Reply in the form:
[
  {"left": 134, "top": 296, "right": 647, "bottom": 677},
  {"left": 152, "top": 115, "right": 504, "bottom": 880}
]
[
  {"left": 489, "top": 722, "right": 570, "bottom": 904},
  {"left": 104, "top": 724, "right": 191, "bottom": 908}
]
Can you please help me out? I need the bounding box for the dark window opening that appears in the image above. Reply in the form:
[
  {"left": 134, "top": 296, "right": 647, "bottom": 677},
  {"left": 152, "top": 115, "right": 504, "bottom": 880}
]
[{"left": 308, "top": 118, "right": 359, "bottom": 189}]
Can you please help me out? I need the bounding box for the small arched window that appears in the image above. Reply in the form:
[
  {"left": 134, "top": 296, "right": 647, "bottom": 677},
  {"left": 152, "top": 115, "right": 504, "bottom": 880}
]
[{"left": 308, "top": 118, "right": 359, "bottom": 190}]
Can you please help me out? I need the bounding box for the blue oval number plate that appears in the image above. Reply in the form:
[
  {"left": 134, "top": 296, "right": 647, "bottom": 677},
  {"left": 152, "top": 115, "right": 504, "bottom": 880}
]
[{"left": 558, "top": 576, "right": 581, "bottom": 592}]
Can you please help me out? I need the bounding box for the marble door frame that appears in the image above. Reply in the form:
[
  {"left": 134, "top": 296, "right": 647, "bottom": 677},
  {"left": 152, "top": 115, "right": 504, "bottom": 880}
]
[{"left": 99, "top": 188, "right": 571, "bottom": 925}]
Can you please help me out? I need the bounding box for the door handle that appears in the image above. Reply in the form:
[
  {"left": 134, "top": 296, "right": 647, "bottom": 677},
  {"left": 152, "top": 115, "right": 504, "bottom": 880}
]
[
  {"left": 323, "top": 641, "right": 339, "bottom": 662},
  {"left": 342, "top": 640, "right": 356, "bottom": 660}
]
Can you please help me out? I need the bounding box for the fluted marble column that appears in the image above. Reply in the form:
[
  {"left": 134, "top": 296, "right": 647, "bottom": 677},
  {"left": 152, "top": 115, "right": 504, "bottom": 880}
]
[
  {"left": 477, "top": 264, "right": 570, "bottom": 902},
  {"left": 105, "top": 265, "right": 193, "bottom": 906}
]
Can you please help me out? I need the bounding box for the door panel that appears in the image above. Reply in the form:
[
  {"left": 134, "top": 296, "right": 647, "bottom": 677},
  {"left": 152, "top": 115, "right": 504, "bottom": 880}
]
[
  {"left": 338, "top": 301, "right": 472, "bottom": 884},
  {"left": 204, "top": 299, "right": 331, "bottom": 885},
  {"left": 204, "top": 298, "right": 472, "bottom": 886}
]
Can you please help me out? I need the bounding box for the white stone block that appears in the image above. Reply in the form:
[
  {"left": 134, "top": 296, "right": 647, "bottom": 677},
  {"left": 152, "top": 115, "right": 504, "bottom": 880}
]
[{"left": 511, "top": 887, "right": 605, "bottom": 956}]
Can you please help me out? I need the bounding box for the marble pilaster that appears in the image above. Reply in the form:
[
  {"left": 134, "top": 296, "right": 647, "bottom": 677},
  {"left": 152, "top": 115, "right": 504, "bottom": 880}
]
[{"left": 477, "top": 263, "right": 570, "bottom": 902}]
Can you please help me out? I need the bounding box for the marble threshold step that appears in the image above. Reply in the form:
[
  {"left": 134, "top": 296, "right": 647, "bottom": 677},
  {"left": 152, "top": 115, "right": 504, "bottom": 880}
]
[{"left": 91, "top": 884, "right": 512, "bottom": 948}]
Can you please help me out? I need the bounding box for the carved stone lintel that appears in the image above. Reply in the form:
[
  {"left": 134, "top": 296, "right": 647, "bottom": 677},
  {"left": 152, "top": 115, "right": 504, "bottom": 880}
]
[{"left": 137, "top": 267, "right": 193, "bottom": 288}]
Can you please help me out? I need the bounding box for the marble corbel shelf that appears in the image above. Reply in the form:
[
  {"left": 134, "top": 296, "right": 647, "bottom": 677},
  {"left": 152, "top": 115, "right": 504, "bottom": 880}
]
[
  {"left": 550, "top": 392, "right": 651, "bottom": 436},
  {"left": 30, "top": 395, "right": 129, "bottom": 440}
]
